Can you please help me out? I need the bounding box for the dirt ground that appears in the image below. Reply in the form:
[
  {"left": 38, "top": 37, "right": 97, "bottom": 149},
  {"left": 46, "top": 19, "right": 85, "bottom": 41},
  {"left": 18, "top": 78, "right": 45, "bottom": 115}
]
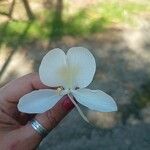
[
  {"left": 0, "top": 20, "right": 150, "bottom": 150},
  {"left": 36, "top": 16, "right": 150, "bottom": 150}
]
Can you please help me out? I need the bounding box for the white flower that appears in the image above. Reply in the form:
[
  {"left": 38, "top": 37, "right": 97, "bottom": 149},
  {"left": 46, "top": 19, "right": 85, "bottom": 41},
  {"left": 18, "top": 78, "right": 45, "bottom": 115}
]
[{"left": 18, "top": 47, "right": 117, "bottom": 122}]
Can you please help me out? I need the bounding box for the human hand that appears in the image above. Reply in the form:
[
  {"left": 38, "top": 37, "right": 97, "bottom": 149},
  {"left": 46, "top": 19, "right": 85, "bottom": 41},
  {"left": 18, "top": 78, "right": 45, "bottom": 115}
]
[{"left": 0, "top": 73, "right": 74, "bottom": 150}]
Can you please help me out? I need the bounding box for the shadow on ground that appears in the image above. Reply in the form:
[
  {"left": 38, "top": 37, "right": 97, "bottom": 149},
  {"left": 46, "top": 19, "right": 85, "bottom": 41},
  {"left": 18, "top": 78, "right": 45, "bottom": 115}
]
[{"left": 0, "top": 25, "right": 150, "bottom": 150}]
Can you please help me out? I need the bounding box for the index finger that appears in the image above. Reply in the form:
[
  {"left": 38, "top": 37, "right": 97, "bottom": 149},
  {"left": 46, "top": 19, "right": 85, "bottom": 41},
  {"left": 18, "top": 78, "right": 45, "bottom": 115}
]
[{"left": 0, "top": 73, "right": 48, "bottom": 103}]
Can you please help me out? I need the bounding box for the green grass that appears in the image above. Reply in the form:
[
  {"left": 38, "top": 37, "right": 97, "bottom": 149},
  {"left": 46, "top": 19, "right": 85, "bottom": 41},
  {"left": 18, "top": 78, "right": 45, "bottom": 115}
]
[
  {"left": 96, "top": 1, "right": 150, "bottom": 24},
  {"left": 0, "top": 1, "right": 150, "bottom": 45}
]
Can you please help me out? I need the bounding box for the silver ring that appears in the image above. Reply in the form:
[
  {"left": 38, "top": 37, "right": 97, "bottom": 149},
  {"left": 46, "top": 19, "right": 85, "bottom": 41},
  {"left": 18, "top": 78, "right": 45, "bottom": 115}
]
[{"left": 31, "top": 119, "right": 49, "bottom": 137}]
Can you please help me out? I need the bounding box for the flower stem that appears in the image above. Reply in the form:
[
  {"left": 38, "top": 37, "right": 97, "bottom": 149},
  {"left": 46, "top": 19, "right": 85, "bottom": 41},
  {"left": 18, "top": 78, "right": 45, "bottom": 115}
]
[{"left": 67, "top": 94, "right": 89, "bottom": 123}]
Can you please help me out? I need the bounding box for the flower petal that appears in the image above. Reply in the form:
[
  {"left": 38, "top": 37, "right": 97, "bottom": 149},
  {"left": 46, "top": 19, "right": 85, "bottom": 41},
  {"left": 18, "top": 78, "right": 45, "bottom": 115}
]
[
  {"left": 17, "top": 89, "right": 63, "bottom": 113},
  {"left": 67, "top": 47, "right": 96, "bottom": 88},
  {"left": 39, "top": 48, "right": 67, "bottom": 87},
  {"left": 71, "top": 88, "right": 117, "bottom": 112}
]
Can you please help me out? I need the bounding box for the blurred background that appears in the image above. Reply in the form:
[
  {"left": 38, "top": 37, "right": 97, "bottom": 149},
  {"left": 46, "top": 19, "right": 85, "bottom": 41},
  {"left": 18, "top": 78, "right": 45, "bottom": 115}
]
[{"left": 0, "top": 0, "right": 150, "bottom": 149}]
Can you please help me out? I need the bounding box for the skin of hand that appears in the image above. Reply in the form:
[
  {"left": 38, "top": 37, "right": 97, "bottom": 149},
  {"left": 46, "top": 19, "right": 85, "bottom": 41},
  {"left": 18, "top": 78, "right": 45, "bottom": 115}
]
[{"left": 0, "top": 73, "right": 74, "bottom": 150}]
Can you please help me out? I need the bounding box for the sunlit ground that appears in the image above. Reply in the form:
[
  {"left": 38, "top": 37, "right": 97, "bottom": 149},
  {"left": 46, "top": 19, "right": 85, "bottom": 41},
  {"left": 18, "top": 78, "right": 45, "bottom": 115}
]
[{"left": 0, "top": 0, "right": 150, "bottom": 150}]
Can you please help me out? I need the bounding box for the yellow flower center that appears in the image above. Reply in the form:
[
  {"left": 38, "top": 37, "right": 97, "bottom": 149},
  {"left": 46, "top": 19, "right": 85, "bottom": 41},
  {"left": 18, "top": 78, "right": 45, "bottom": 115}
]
[{"left": 58, "top": 64, "right": 80, "bottom": 89}]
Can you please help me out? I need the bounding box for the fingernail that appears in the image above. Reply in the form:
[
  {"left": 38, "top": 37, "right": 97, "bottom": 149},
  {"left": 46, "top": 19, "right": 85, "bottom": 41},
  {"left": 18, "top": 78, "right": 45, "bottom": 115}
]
[{"left": 62, "top": 97, "right": 74, "bottom": 111}]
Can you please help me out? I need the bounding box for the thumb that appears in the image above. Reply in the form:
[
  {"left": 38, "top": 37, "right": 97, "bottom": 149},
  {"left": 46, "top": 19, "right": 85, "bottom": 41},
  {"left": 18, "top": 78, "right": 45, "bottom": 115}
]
[{"left": 5, "top": 96, "right": 74, "bottom": 150}]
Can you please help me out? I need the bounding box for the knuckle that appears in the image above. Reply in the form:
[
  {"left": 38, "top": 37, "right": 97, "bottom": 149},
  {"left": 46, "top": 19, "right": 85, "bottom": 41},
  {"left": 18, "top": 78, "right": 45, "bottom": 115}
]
[
  {"left": 45, "top": 110, "right": 59, "bottom": 128},
  {"left": 7, "top": 140, "right": 19, "bottom": 150},
  {"left": 27, "top": 72, "right": 37, "bottom": 77}
]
